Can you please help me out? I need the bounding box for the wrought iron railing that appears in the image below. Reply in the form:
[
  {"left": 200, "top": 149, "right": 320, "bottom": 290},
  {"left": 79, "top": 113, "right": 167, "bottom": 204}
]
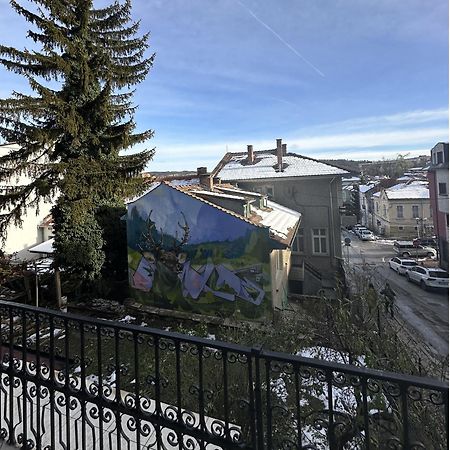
[{"left": 0, "top": 300, "right": 447, "bottom": 449}]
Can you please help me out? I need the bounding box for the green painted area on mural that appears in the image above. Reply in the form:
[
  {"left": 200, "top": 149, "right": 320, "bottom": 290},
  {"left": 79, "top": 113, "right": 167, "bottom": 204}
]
[{"left": 128, "top": 248, "right": 141, "bottom": 271}]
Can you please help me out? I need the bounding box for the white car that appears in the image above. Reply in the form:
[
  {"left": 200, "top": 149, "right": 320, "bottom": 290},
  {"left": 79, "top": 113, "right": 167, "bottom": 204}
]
[
  {"left": 406, "top": 266, "right": 449, "bottom": 290},
  {"left": 359, "top": 230, "right": 375, "bottom": 241},
  {"left": 354, "top": 226, "right": 368, "bottom": 237},
  {"left": 389, "top": 257, "right": 417, "bottom": 275}
]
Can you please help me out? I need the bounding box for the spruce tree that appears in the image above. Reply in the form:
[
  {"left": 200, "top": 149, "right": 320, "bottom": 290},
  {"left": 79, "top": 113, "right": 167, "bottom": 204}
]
[{"left": 0, "top": 0, "right": 154, "bottom": 279}]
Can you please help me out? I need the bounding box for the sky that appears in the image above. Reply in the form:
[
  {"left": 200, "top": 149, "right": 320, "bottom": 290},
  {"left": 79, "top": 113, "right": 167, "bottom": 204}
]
[{"left": 0, "top": 0, "right": 448, "bottom": 172}]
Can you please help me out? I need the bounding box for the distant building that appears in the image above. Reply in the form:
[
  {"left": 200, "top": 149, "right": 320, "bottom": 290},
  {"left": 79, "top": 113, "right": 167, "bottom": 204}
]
[
  {"left": 0, "top": 143, "right": 55, "bottom": 259},
  {"left": 212, "top": 139, "right": 349, "bottom": 296},
  {"left": 428, "top": 142, "right": 449, "bottom": 269},
  {"left": 125, "top": 173, "right": 301, "bottom": 321},
  {"left": 372, "top": 181, "right": 432, "bottom": 239},
  {"left": 358, "top": 184, "right": 375, "bottom": 227}
]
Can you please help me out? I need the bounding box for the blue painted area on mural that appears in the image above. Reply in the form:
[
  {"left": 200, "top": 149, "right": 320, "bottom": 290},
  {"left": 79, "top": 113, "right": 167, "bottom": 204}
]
[{"left": 127, "top": 183, "right": 276, "bottom": 319}]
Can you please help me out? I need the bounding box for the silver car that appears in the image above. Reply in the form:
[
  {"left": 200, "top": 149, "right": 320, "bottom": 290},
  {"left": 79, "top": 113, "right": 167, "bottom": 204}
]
[{"left": 393, "top": 241, "right": 436, "bottom": 258}]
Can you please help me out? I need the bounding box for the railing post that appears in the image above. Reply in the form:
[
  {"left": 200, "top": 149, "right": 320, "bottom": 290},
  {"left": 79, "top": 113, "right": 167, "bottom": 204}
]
[{"left": 251, "top": 345, "right": 264, "bottom": 450}]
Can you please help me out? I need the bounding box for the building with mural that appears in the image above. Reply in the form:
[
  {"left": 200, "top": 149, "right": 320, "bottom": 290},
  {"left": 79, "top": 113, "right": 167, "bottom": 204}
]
[{"left": 126, "top": 176, "right": 301, "bottom": 321}]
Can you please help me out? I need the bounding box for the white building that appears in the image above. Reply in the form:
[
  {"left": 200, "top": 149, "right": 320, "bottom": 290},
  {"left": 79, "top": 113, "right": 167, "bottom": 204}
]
[{"left": 0, "top": 143, "right": 55, "bottom": 259}]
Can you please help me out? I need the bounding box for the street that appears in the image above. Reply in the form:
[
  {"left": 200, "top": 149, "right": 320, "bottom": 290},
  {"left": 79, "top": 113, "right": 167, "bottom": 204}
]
[{"left": 342, "top": 230, "right": 449, "bottom": 359}]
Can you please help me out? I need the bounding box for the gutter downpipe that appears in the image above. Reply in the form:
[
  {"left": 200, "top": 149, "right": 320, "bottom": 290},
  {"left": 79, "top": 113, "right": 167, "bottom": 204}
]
[{"left": 329, "top": 177, "right": 337, "bottom": 268}]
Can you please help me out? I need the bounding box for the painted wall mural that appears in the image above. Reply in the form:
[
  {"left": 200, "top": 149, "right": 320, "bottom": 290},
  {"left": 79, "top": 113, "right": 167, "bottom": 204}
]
[{"left": 127, "top": 183, "right": 276, "bottom": 320}]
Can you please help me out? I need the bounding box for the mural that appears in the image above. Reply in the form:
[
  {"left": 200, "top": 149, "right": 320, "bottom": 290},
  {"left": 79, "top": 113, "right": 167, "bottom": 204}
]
[{"left": 127, "top": 183, "right": 276, "bottom": 320}]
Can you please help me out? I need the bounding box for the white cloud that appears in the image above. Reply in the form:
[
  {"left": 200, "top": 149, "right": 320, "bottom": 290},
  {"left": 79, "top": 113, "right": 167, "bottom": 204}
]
[{"left": 143, "top": 107, "right": 448, "bottom": 171}]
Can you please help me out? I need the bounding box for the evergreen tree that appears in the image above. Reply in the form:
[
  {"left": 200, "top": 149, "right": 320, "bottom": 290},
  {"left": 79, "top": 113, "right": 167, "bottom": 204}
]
[{"left": 0, "top": 0, "right": 154, "bottom": 279}]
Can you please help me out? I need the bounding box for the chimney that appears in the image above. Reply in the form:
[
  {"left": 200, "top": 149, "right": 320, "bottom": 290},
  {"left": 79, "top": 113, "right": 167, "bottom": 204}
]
[
  {"left": 282, "top": 143, "right": 287, "bottom": 156},
  {"left": 197, "top": 167, "right": 213, "bottom": 190},
  {"left": 247, "top": 144, "right": 254, "bottom": 164},
  {"left": 276, "top": 138, "right": 283, "bottom": 171}
]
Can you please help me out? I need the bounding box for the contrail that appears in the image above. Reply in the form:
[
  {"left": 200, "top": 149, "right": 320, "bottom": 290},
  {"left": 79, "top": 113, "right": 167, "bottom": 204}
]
[{"left": 234, "top": 0, "right": 325, "bottom": 77}]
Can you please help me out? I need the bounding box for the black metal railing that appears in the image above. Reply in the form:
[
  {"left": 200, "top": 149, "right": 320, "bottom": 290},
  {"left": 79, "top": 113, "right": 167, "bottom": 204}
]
[{"left": 0, "top": 300, "right": 447, "bottom": 449}]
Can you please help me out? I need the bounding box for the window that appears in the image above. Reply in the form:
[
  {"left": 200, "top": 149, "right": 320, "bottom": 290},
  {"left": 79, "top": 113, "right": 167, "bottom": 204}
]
[
  {"left": 265, "top": 186, "right": 274, "bottom": 198},
  {"left": 412, "top": 205, "right": 419, "bottom": 217},
  {"left": 438, "top": 183, "right": 447, "bottom": 195},
  {"left": 396, "top": 205, "right": 403, "bottom": 218},
  {"left": 446, "top": 214, "right": 449, "bottom": 228},
  {"left": 398, "top": 226, "right": 404, "bottom": 231},
  {"left": 383, "top": 205, "right": 387, "bottom": 217},
  {"left": 292, "top": 228, "right": 304, "bottom": 253},
  {"left": 376, "top": 202, "right": 379, "bottom": 212},
  {"left": 436, "top": 151, "right": 444, "bottom": 164},
  {"left": 312, "top": 228, "right": 328, "bottom": 255}
]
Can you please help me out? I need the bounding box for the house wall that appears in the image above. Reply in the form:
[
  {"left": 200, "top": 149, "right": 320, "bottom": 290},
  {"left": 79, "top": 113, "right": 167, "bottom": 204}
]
[
  {"left": 0, "top": 144, "right": 54, "bottom": 260},
  {"left": 126, "top": 183, "right": 278, "bottom": 321},
  {"left": 236, "top": 176, "right": 343, "bottom": 294},
  {"left": 428, "top": 145, "right": 449, "bottom": 269},
  {"left": 373, "top": 193, "right": 432, "bottom": 239}
]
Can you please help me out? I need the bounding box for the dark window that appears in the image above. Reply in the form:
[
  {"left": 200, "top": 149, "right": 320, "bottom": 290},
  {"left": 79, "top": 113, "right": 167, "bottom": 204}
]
[
  {"left": 292, "top": 228, "right": 304, "bottom": 253},
  {"left": 438, "top": 183, "right": 447, "bottom": 195},
  {"left": 436, "top": 151, "right": 444, "bottom": 164}
]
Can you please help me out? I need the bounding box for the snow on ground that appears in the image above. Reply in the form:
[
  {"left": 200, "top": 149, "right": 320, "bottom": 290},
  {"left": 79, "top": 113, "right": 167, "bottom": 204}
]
[{"left": 118, "top": 315, "right": 136, "bottom": 323}]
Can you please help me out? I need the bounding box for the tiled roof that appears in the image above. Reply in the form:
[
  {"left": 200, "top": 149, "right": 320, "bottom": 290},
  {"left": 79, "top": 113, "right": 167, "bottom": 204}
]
[{"left": 214, "top": 151, "right": 349, "bottom": 181}]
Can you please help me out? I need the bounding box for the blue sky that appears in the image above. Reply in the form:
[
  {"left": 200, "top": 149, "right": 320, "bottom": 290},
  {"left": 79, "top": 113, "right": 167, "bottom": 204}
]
[{"left": 0, "top": 0, "right": 448, "bottom": 171}]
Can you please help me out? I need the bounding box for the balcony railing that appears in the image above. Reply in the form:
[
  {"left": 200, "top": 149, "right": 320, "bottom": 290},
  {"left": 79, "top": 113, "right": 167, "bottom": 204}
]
[{"left": 0, "top": 300, "right": 447, "bottom": 449}]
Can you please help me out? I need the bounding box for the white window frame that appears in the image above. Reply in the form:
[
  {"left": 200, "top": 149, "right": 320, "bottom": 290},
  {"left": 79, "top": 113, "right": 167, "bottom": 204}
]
[{"left": 311, "top": 228, "right": 328, "bottom": 256}]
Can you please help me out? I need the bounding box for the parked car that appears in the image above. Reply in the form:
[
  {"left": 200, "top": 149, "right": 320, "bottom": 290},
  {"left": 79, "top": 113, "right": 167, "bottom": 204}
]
[
  {"left": 354, "top": 226, "right": 368, "bottom": 237},
  {"left": 389, "top": 257, "right": 417, "bottom": 275},
  {"left": 393, "top": 241, "right": 436, "bottom": 258},
  {"left": 359, "top": 229, "right": 375, "bottom": 241},
  {"left": 352, "top": 225, "right": 365, "bottom": 235},
  {"left": 406, "top": 266, "right": 449, "bottom": 290},
  {"left": 418, "top": 237, "right": 437, "bottom": 248}
]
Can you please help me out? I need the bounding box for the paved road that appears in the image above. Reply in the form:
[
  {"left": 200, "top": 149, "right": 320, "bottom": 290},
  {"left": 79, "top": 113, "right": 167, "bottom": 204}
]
[{"left": 342, "top": 230, "right": 449, "bottom": 358}]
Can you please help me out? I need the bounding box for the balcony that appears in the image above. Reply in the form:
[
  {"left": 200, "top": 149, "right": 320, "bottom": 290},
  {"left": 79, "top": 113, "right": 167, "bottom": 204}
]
[{"left": 0, "top": 300, "right": 447, "bottom": 449}]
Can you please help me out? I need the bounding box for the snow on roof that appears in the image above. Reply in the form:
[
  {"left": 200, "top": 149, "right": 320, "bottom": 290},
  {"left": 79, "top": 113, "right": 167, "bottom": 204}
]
[
  {"left": 342, "top": 176, "right": 360, "bottom": 183},
  {"left": 216, "top": 152, "right": 349, "bottom": 181},
  {"left": 29, "top": 238, "right": 54, "bottom": 254},
  {"left": 384, "top": 181, "right": 429, "bottom": 200},
  {"left": 167, "top": 178, "right": 200, "bottom": 187},
  {"left": 191, "top": 190, "right": 247, "bottom": 201},
  {"left": 254, "top": 200, "right": 301, "bottom": 242},
  {"left": 359, "top": 184, "right": 375, "bottom": 193},
  {"left": 216, "top": 186, "right": 264, "bottom": 197}
]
